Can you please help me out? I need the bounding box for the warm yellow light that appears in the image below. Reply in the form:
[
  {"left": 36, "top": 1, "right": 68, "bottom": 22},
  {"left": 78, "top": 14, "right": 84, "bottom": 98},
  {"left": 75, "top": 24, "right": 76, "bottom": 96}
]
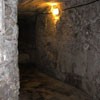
[
  {"left": 51, "top": 4, "right": 60, "bottom": 24},
  {"left": 49, "top": 3, "right": 60, "bottom": 15},
  {"left": 45, "top": 2, "right": 61, "bottom": 24},
  {"left": 46, "top": 2, "right": 60, "bottom": 15},
  {"left": 52, "top": 8, "right": 59, "bottom": 16},
  {"left": 46, "top": 2, "right": 58, "bottom": 6}
]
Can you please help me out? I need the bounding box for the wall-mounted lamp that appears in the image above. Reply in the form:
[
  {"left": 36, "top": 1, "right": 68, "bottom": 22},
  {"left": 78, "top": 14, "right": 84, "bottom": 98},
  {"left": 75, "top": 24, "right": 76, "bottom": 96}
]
[
  {"left": 52, "top": 8, "right": 59, "bottom": 16},
  {"left": 50, "top": 3, "right": 60, "bottom": 15},
  {"left": 46, "top": 2, "right": 61, "bottom": 24}
]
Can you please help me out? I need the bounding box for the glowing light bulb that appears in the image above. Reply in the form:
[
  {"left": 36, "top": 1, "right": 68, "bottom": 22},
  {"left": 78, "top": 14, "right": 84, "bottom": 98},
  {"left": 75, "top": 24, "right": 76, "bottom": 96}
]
[
  {"left": 52, "top": 8, "right": 59, "bottom": 16},
  {"left": 46, "top": 2, "right": 61, "bottom": 24}
]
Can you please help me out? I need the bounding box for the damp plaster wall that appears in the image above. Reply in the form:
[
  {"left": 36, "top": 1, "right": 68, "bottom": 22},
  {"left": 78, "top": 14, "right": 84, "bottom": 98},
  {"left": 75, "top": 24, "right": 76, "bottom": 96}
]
[
  {"left": 0, "top": 0, "right": 19, "bottom": 100},
  {"left": 35, "top": 0, "right": 100, "bottom": 100}
]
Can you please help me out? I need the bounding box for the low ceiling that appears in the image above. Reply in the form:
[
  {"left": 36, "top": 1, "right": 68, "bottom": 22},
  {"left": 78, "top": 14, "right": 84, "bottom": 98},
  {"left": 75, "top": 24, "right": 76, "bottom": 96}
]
[{"left": 18, "top": 0, "right": 59, "bottom": 15}]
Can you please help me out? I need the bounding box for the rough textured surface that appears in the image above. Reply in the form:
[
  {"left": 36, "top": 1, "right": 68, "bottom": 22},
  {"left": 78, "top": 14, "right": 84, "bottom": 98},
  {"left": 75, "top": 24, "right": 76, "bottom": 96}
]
[
  {"left": 1, "top": 0, "right": 100, "bottom": 100},
  {"left": 35, "top": 0, "right": 100, "bottom": 100},
  {"left": 19, "top": 64, "right": 91, "bottom": 100},
  {"left": 0, "top": 0, "right": 19, "bottom": 100}
]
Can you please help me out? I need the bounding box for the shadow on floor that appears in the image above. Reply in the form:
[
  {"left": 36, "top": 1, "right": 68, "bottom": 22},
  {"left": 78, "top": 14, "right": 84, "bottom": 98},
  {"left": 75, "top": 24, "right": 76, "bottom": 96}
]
[{"left": 19, "top": 63, "right": 91, "bottom": 100}]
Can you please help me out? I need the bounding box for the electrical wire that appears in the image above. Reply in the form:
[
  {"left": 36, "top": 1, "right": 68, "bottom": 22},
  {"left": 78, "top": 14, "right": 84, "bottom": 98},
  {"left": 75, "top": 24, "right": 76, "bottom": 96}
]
[
  {"left": 19, "top": 0, "right": 100, "bottom": 15},
  {"left": 63, "top": 0, "right": 100, "bottom": 11}
]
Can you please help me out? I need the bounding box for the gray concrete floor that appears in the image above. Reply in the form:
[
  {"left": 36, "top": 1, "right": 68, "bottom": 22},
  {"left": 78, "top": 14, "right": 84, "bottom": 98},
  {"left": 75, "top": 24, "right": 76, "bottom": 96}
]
[{"left": 19, "top": 64, "right": 91, "bottom": 100}]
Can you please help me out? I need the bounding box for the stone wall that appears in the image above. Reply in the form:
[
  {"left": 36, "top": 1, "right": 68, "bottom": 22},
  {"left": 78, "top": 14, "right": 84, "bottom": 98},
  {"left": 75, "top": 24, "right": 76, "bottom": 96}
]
[
  {"left": 35, "top": 0, "right": 100, "bottom": 100},
  {"left": 0, "top": 0, "right": 19, "bottom": 100}
]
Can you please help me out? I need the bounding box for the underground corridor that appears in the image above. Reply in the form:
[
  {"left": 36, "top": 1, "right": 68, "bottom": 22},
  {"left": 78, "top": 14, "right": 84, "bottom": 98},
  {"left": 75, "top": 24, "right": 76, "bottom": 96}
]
[
  {"left": 18, "top": 0, "right": 100, "bottom": 100},
  {"left": 18, "top": 0, "right": 100, "bottom": 99},
  {"left": 18, "top": 1, "right": 92, "bottom": 100},
  {"left": 0, "top": 0, "right": 100, "bottom": 100}
]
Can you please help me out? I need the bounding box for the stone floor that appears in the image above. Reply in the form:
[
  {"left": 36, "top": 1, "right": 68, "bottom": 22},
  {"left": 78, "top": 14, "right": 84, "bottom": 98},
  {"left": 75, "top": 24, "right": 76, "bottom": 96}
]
[{"left": 19, "top": 64, "right": 91, "bottom": 100}]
